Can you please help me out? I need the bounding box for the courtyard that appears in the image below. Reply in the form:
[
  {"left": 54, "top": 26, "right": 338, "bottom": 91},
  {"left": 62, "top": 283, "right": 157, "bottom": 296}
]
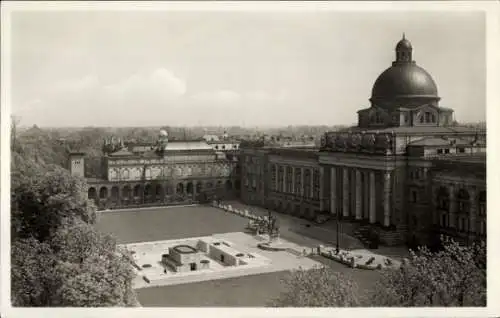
[{"left": 96, "top": 204, "right": 384, "bottom": 306}]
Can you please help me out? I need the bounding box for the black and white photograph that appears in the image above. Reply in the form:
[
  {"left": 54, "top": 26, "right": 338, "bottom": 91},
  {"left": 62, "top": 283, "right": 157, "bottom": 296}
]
[{"left": 1, "top": 1, "right": 499, "bottom": 316}]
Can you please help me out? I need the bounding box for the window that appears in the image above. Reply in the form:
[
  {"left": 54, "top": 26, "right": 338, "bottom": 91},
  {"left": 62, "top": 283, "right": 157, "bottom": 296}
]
[
  {"left": 437, "top": 149, "right": 443, "bottom": 154},
  {"left": 304, "top": 169, "right": 311, "bottom": 198},
  {"left": 420, "top": 116, "right": 424, "bottom": 123},
  {"left": 404, "top": 114, "right": 409, "bottom": 123},
  {"left": 295, "top": 168, "right": 302, "bottom": 195},
  {"left": 222, "top": 145, "right": 226, "bottom": 150},
  {"left": 431, "top": 114, "right": 436, "bottom": 122},
  {"left": 271, "top": 165, "right": 277, "bottom": 191},
  {"left": 410, "top": 189, "right": 418, "bottom": 203},
  {"left": 313, "top": 169, "right": 320, "bottom": 200},
  {"left": 286, "top": 167, "right": 293, "bottom": 193},
  {"left": 458, "top": 147, "right": 465, "bottom": 153},
  {"left": 278, "top": 166, "right": 285, "bottom": 192},
  {"left": 444, "top": 148, "right": 450, "bottom": 154},
  {"left": 425, "top": 112, "right": 430, "bottom": 122}
]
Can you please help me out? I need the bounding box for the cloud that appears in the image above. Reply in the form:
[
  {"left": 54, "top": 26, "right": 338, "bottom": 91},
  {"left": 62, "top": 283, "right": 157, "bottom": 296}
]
[
  {"left": 14, "top": 68, "right": 290, "bottom": 126},
  {"left": 191, "top": 89, "right": 241, "bottom": 105},
  {"left": 104, "top": 68, "right": 187, "bottom": 103},
  {"left": 244, "top": 90, "right": 287, "bottom": 103}
]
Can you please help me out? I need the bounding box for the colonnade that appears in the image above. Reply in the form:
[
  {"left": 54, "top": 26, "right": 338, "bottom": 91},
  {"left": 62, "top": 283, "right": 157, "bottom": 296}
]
[{"left": 330, "top": 167, "right": 392, "bottom": 227}]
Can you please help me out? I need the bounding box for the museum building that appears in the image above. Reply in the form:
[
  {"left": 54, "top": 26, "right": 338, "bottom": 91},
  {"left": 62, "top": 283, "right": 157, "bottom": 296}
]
[
  {"left": 70, "top": 130, "right": 240, "bottom": 209},
  {"left": 239, "top": 36, "right": 486, "bottom": 247}
]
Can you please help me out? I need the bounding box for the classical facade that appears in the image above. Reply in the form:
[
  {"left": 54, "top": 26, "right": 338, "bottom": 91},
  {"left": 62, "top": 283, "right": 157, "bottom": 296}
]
[
  {"left": 71, "top": 130, "right": 240, "bottom": 210},
  {"left": 240, "top": 36, "right": 486, "bottom": 247}
]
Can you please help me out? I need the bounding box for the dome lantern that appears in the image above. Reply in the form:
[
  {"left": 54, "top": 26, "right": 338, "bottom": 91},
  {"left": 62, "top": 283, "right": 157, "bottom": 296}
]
[{"left": 395, "top": 33, "right": 413, "bottom": 63}]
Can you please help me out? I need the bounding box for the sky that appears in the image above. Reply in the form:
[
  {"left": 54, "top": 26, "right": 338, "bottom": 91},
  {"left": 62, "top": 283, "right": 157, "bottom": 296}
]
[{"left": 9, "top": 9, "right": 485, "bottom": 127}]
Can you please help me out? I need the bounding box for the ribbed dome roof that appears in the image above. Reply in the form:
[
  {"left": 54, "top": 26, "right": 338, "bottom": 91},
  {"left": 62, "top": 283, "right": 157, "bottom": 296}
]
[
  {"left": 396, "top": 38, "right": 412, "bottom": 51},
  {"left": 371, "top": 63, "right": 438, "bottom": 100}
]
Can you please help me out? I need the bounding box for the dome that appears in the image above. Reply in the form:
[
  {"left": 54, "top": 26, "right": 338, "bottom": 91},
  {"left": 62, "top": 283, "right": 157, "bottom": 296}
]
[
  {"left": 371, "top": 64, "right": 439, "bottom": 101},
  {"left": 370, "top": 35, "right": 439, "bottom": 107},
  {"left": 159, "top": 129, "right": 168, "bottom": 137}
]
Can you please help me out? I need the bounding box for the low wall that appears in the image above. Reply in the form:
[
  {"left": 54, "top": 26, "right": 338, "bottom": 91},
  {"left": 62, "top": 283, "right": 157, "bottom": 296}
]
[{"left": 208, "top": 244, "right": 239, "bottom": 266}]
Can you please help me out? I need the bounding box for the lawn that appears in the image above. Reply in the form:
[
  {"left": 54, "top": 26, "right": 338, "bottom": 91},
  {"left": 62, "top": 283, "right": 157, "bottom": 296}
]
[
  {"left": 135, "top": 256, "right": 382, "bottom": 307},
  {"left": 96, "top": 205, "right": 249, "bottom": 244}
]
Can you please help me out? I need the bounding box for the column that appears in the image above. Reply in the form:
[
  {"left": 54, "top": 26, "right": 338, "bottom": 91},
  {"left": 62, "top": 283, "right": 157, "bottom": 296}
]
[
  {"left": 364, "top": 172, "right": 369, "bottom": 219},
  {"left": 383, "top": 171, "right": 391, "bottom": 227},
  {"left": 342, "top": 168, "right": 349, "bottom": 217},
  {"left": 369, "top": 171, "right": 376, "bottom": 223},
  {"left": 274, "top": 164, "right": 278, "bottom": 191},
  {"left": 291, "top": 167, "right": 296, "bottom": 194},
  {"left": 319, "top": 167, "right": 325, "bottom": 211},
  {"left": 330, "top": 167, "right": 337, "bottom": 215},
  {"left": 310, "top": 168, "right": 314, "bottom": 198},
  {"left": 449, "top": 184, "right": 457, "bottom": 228},
  {"left": 355, "top": 169, "right": 362, "bottom": 220},
  {"left": 300, "top": 167, "right": 305, "bottom": 197},
  {"left": 282, "top": 166, "right": 287, "bottom": 193}
]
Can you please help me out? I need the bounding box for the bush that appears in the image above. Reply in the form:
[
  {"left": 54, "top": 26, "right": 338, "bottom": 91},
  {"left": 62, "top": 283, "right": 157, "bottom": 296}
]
[{"left": 142, "top": 264, "right": 152, "bottom": 268}]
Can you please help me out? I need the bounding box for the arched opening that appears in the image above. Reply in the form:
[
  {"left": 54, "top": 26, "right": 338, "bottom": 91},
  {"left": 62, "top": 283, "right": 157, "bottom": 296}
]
[
  {"left": 144, "top": 184, "right": 152, "bottom": 197},
  {"left": 99, "top": 187, "right": 108, "bottom": 199},
  {"left": 111, "top": 186, "right": 119, "bottom": 202},
  {"left": 88, "top": 187, "right": 97, "bottom": 200},
  {"left": 176, "top": 183, "right": 184, "bottom": 194},
  {"left": 133, "top": 184, "right": 142, "bottom": 197},
  {"left": 478, "top": 190, "right": 486, "bottom": 215},
  {"left": 122, "top": 186, "right": 131, "bottom": 200},
  {"left": 235, "top": 180, "right": 240, "bottom": 190},
  {"left": 225, "top": 180, "right": 232, "bottom": 191},
  {"left": 186, "top": 182, "right": 193, "bottom": 195},
  {"left": 456, "top": 188, "right": 470, "bottom": 232},
  {"left": 155, "top": 184, "right": 163, "bottom": 200},
  {"left": 196, "top": 182, "right": 202, "bottom": 194}
]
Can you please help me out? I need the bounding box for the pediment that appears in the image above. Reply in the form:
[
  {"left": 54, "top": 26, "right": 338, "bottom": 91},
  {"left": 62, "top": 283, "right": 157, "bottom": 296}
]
[{"left": 413, "top": 104, "right": 439, "bottom": 112}]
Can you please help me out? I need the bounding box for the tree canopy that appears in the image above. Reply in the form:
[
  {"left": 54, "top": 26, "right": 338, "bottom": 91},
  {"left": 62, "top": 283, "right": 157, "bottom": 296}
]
[
  {"left": 272, "top": 238, "right": 486, "bottom": 307},
  {"left": 270, "top": 266, "right": 361, "bottom": 307}
]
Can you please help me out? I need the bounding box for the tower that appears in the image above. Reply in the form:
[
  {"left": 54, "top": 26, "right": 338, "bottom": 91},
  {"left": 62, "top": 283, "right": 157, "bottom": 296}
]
[{"left": 69, "top": 152, "right": 85, "bottom": 178}]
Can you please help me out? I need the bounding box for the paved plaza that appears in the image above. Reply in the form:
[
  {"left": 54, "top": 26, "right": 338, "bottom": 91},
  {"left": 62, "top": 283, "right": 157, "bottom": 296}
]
[{"left": 125, "top": 232, "right": 321, "bottom": 289}]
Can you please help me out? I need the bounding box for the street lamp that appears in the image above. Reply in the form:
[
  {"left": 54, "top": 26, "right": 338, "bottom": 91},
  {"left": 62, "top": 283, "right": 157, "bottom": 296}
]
[{"left": 336, "top": 205, "right": 341, "bottom": 254}]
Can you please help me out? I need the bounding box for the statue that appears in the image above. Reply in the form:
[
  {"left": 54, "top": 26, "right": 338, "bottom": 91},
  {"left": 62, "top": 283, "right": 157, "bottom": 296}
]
[{"left": 351, "top": 133, "right": 362, "bottom": 150}]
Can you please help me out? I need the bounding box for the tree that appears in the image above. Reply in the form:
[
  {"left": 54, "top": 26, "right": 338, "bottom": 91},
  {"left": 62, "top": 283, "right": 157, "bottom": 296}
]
[
  {"left": 270, "top": 266, "right": 360, "bottom": 307},
  {"left": 370, "top": 237, "right": 486, "bottom": 307},
  {"left": 49, "top": 219, "right": 137, "bottom": 306},
  {"left": 12, "top": 164, "right": 96, "bottom": 242},
  {"left": 11, "top": 219, "right": 138, "bottom": 307}
]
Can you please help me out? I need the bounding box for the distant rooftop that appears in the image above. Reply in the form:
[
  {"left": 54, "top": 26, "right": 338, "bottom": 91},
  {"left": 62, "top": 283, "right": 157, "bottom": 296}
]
[{"left": 432, "top": 152, "right": 486, "bottom": 164}]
